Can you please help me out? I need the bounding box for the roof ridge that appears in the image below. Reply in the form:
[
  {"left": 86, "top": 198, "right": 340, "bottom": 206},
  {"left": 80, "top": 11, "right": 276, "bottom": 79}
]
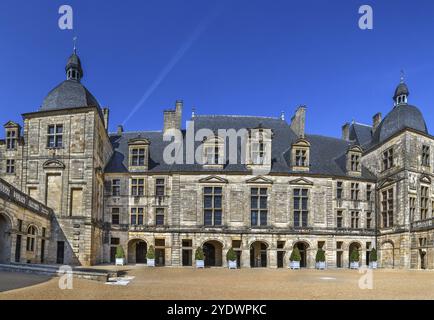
[
  {"left": 195, "top": 114, "right": 281, "bottom": 120},
  {"left": 353, "top": 122, "right": 372, "bottom": 128},
  {"left": 109, "top": 130, "right": 162, "bottom": 135}
]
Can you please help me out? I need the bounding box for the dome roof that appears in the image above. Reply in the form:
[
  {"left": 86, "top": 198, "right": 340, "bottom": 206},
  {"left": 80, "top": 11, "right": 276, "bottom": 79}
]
[
  {"left": 65, "top": 53, "right": 83, "bottom": 77},
  {"left": 372, "top": 103, "right": 427, "bottom": 143},
  {"left": 40, "top": 80, "right": 100, "bottom": 111},
  {"left": 394, "top": 82, "right": 409, "bottom": 99}
]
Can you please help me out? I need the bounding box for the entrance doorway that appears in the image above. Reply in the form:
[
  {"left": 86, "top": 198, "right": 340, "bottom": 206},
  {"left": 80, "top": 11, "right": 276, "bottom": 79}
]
[
  {"left": 277, "top": 251, "right": 284, "bottom": 268},
  {"left": 155, "top": 249, "right": 165, "bottom": 266},
  {"left": 203, "top": 240, "right": 223, "bottom": 267},
  {"left": 136, "top": 241, "right": 147, "bottom": 263},
  {"left": 110, "top": 247, "right": 116, "bottom": 263},
  {"left": 15, "top": 234, "right": 21, "bottom": 263},
  {"left": 420, "top": 250, "right": 426, "bottom": 269},
  {"left": 56, "top": 241, "right": 64, "bottom": 264},
  {"left": 250, "top": 241, "right": 268, "bottom": 268},
  {"left": 336, "top": 251, "right": 343, "bottom": 268},
  {"left": 348, "top": 242, "right": 362, "bottom": 268},
  {"left": 0, "top": 213, "right": 12, "bottom": 263},
  {"left": 293, "top": 242, "right": 309, "bottom": 268}
]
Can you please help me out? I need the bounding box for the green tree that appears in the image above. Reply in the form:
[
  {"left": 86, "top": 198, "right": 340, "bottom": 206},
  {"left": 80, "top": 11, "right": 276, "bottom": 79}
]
[
  {"left": 195, "top": 247, "right": 205, "bottom": 261},
  {"left": 369, "top": 248, "right": 377, "bottom": 262},
  {"left": 115, "top": 245, "right": 125, "bottom": 259},
  {"left": 226, "top": 248, "right": 237, "bottom": 262},
  {"left": 290, "top": 247, "right": 301, "bottom": 262},
  {"left": 315, "top": 248, "right": 326, "bottom": 262},
  {"left": 350, "top": 248, "right": 360, "bottom": 262},
  {"left": 146, "top": 245, "right": 155, "bottom": 260}
]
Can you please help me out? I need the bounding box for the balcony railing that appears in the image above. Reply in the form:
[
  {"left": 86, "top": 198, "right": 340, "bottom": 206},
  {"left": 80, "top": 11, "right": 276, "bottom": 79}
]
[{"left": 411, "top": 218, "right": 434, "bottom": 231}]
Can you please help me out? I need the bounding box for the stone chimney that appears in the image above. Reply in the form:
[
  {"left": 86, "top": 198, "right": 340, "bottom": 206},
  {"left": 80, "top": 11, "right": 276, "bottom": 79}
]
[
  {"left": 290, "top": 106, "right": 306, "bottom": 138},
  {"left": 342, "top": 123, "right": 350, "bottom": 141},
  {"left": 372, "top": 113, "right": 382, "bottom": 132},
  {"left": 164, "top": 100, "right": 183, "bottom": 133},
  {"left": 102, "top": 108, "right": 109, "bottom": 131},
  {"left": 117, "top": 125, "right": 124, "bottom": 135}
]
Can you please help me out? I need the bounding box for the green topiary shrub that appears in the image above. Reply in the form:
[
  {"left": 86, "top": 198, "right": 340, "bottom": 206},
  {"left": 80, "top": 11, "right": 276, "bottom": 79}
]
[
  {"left": 226, "top": 248, "right": 237, "bottom": 262},
  {"left": 369, "top": 248, "right": 377, "bottom": 262},
  {"left": 146, "top": 245, "right": 155, "bottom": 260},
  {"left": 195, "top": 247, "right": 205, "bottom": 261},
  {"left": 315, "top": 248, "right": 326, "bottom": 262},
  {"left": 115, "top": 245, "right": 125, "bottom": 259},
  {"left": 290, "top": 247, "right": 301, "bottom": 262},
  {"left": 350, "top": 248, "right": 360, "bottom": 262}
]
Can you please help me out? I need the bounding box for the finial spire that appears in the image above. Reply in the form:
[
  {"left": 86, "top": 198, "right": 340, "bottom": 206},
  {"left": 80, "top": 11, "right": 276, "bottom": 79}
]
[
  {"left": 192, "top": 107, "right": 196, "bottom": 119},
  {"left": 73, "top": 36, "right": 78, "bottom": 54},
  {"left": 280, "top": 110, "right": 285, "bottom": 121},
  {"left": 400, "top": 69, "right": 405, "bottom": 83}
]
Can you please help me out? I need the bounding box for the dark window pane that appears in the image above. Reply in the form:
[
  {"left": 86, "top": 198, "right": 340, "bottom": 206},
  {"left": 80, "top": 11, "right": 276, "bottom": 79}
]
[
  {"left": 214, "top": 196, "right": 222, "bottom": 209},
  {"left": 251, "top": 188, "right": 258, "bottom": 195},
  {"left": 251, "top": 197, "right": 258, "bottom": 209},
  {"left": 260, "top": 211, "right": 267, "bottom": 225},
  {"left": 302, "top": 198, "right": 308, "bottom": 210},
  {"left": 294, "top": 211, "right": 300, "bottom": 227},
  {"left": 131, "top": 215, "right": 137, "bottom": 225},
  {"left": 214, "top": 210, "right": 222, "bottom": 225},
  {"left": 260, "top": 197, "right": 267, "bottom": 209},
  {"left": 156, "top": 215, "right": 164, "bottom": 225},
  {"left": 137, "top": 215, "right": 143, "bottom": 225},
  {"left": 251, "top": 211, "right": 258, "bottom": 226},
  {"left": 204, "top": 210, "right": 213, "bottom": 226},
  {"left": 260, "top": 188, "right": 267, "bottom": 195},
  {"left": 204, "top": 196, "right": 213, "bottom": 208},
  {"left": 214, "top": 187, "right": 222, "bottom": 194}
]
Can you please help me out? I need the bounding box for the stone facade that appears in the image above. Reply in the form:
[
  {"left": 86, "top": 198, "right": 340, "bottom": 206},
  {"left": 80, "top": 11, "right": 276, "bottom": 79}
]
[{"left": 0, "top": 52, "right": 432, "bottom": 269}]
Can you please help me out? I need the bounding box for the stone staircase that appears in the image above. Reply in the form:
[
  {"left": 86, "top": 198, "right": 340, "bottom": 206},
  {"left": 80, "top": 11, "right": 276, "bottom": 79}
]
[{"left": 0, "top": 263, "right": 118, "bottom": 282}]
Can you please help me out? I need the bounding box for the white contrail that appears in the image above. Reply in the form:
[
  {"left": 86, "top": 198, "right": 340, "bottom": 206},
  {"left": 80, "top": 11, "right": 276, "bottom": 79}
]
[{"left": 123, "top": 6, "right": 223, "bottom": 126}]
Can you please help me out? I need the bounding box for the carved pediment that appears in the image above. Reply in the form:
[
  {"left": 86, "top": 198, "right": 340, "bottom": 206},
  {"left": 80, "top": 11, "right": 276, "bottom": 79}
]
[
  {"left": 292, "top": 138, "right": 310, "bottom": 148},
  {"left": 198, "top": 176, "right": 228, "bottom": 184},
  {"left": 43, "top": 159, "right": 65, "bottom": 170},
  {"left": 378, "top": 178, "right": 396, "bottom": 189},
  {"left": 245, "top": 176, "right": 274, "bottom": 184},
  {"left": 347, "top": 145, "right": 363, "bottom": 153},
  {"left": 4, "top": 121, "right": 20, "bottom": 129},
  {"left": 128, "top": 138, "right": 150, "bottom": 146},
  {"left": 289, "top": 177, "right": 314, "bottom": 186},
  {"left": 420, "top": 175, "right": 431, "bottom": 185}
]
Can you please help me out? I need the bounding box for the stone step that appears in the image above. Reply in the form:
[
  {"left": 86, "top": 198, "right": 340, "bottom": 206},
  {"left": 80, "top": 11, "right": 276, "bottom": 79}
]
[{"left": 0, "top": 263, "right": 117, "bottom": 282}]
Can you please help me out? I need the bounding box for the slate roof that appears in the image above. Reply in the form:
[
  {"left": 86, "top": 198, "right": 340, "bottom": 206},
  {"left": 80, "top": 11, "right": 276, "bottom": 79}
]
[
  {"left": 349, "top": 123, "right": 373, "bottom": 147},
  {"left": 371, "top": 104, "right": 428, "bottom": 145},
  {"left": 105, "top": 115, "right": 376, "bottom": 180},
  {"left": 40, "top": 80, "right": 100, "bottom": 111}
]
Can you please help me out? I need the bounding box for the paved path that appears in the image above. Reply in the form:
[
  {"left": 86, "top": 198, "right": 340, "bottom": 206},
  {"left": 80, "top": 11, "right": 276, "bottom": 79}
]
[{"left": 0, "top": 267, "right": 433, "bottom": 300}]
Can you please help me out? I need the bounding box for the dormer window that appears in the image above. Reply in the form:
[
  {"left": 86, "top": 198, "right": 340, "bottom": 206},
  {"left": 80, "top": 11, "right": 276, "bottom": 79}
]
[
  {"left": 346, "top": 145, "right": 362, "bottom": 176},
  {"left": 203, "top": 136, "right": 224, "bottom": 166},
  {"left": 291, "top": 138, "right": 310, "bottom": 172},
  {"left": 131, "top": 148, "right": 146, "bottom": 166},
  {"left": 6, "top": 130, "right": 17, "bottom": 150},
  {"left": 422, "top": 145, "right": 430, "bottom": 167},
  {"left": 247, "top": 128, "right": 272, "bottom": 168},
  {"left": 128, "top": 138, "right": 150, "bottom": 172}
]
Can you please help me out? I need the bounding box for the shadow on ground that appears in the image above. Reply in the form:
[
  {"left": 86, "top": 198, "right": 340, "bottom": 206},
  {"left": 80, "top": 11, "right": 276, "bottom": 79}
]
[{"left": 0, "top": 272, "right": 52, "bottom": 293}]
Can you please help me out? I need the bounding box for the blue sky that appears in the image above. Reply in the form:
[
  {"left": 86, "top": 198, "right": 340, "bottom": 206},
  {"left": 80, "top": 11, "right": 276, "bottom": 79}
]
[{"left": 0, "top": 0, "right": 433, "bottom": 137}]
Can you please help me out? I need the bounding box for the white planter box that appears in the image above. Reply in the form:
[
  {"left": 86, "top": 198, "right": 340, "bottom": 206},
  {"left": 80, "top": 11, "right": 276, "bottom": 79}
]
[
  {"left": 289, "top": 261, "right": 300, "bottom": 269},
  {"left": 196, "top": 260, "right": 205, "bottom": 268},
  {"left": 369, "top": 261, "right": 378, "bottom": 269},
  {"left": 316, "top": 261, "right": 326, "bottom": 270},
  {"left": 115, "top": 258, "right": 125, "bottom": 266},
  {"left": 228, "top": 260, "right": 237, "bottom": 269},
  {"left": 147, "top": 259, "right": 155, "bottom": 267},
  {"left": 350, "top": 262, "right": 360, "bottom": 269}
]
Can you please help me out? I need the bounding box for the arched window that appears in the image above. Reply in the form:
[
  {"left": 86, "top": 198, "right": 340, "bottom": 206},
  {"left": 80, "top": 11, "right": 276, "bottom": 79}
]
[{"left": 26, "top": 226, "right": 37, "bottom": 252}]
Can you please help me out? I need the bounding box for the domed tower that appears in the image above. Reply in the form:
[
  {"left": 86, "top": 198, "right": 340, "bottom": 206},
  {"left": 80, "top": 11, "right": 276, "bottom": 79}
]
[{"left": 21, "top": 47, "right": 112, "bottom": 267}]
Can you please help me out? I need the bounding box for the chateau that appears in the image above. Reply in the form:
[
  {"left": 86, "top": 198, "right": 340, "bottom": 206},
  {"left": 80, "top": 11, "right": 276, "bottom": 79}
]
[{"left": 0, "top": 51, "right": 433, "bottom": 269}]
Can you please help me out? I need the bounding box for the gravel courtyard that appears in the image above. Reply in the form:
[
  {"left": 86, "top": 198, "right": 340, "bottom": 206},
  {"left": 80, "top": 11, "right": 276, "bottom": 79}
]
[{"left": 0, "top": 267, "right": 433, "bottom": 300}]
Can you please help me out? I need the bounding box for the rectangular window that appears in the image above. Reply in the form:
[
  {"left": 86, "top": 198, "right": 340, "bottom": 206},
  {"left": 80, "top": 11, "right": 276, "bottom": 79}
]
[
  {"left": 410, "top": 197, "right": 416, "bottom": 220},
  {"left": 294, "top": 188, "right": 308, "bottom": 227},
  {"left": 155, "top": 178, "right": 165, "bottom": 197},
  {"left": 251, "top": 140, "right": 266, "bottom": 164},
  {"left": 295, "top": 149, "right": 307, "bottom": 166},
  {"left": 6, "top": 130, "right": 16, "bottom": 150},
  {"left": 130, "top": 148, "right": 145, "bottom": 166},
  {"left": 156, "top": 208, "right": 165, "bottom": 226},
  {"left": 383, "top": 148, "right": 394, "bottom": 170},
  {"left": 110, "top": 237, "right": 120, "bottom": 245},
  {"left": 351, "top": 211, "right": 359, "bottom": 229},
  {"left": 112, "top": 179, "right": 121, "bottom": 196},
  {"left": 203, "top": 187, "right": 222, "bottom": 226},
  {"left": 47, "top": 124, "right": 63, "bottom": 148},
  {"left": 381, "top": 189, "right": 394, "bottom": 228},
  {"left": 6, "top": 159, "right": 15, "bottom": 174},
  {"left": 422, "top": 145, "right": 430, "bottom": 166},
  {"left": 204, "top": 145, "right": 220, "bottom": 165},
  {"left": 131, "top": 178, "right": 144, "bottom": 196},
  {"left": 366, "top": 212, "right": 372, "bottom": 229},
  {"left": 421, "top": 186, "right": 429, "bottom": 220},
  {"left": 111, "top": 208, "right": 120, "bottom": 225},
  {"left": 350, "top": 183, "right": 359, "bottom": 200},
  {"left": 250, "top": 188, "right": 268, "bottom": 226},
  {"left": 336, "top": 181, "right": 343, "bottom": 199},
  {"left": 130, "top": 208, "right": 144, "bottom": 225},
  {"left": 366, "top": 184, "right": 372, "bottom": 201},
  {"left": 350, "top": 154, "right": 360, "bottom": 171},
  {"left": 336, "top": 210, "right": 343, "bottom": 228}
]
